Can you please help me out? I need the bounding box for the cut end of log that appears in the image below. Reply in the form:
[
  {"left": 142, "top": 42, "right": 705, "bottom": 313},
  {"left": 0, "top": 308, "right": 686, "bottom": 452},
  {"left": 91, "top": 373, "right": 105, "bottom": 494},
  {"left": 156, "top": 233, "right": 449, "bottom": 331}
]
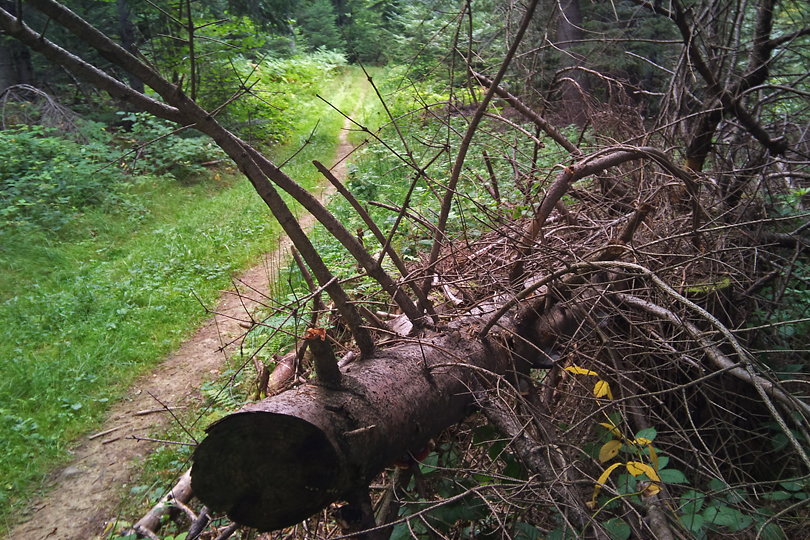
[{"left": 191, "top": 411, "right": 343, "bottom": 531}]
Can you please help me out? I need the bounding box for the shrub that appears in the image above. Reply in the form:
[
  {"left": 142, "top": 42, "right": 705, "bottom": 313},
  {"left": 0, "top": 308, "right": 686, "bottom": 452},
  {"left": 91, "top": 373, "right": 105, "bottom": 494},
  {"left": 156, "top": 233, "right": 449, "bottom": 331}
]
[
  {"left": 115, "top": 112, "right": 225, "bottom": 180},
  {"left": 0, "top": 124, "right": 124, "bottom": 231}
]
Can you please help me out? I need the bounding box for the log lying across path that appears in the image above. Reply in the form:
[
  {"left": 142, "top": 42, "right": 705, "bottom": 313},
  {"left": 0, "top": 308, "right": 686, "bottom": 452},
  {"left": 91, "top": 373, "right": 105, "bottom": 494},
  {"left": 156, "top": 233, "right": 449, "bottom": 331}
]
[{"left": 191, "top": 317, "right": 514, "bottom": 531}]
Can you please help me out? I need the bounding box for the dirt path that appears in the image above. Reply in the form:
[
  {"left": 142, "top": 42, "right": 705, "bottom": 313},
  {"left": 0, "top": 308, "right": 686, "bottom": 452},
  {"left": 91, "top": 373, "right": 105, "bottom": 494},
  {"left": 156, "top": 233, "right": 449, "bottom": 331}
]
[{"left": 7, "top": 118, "right": 356, "bottom": 540}]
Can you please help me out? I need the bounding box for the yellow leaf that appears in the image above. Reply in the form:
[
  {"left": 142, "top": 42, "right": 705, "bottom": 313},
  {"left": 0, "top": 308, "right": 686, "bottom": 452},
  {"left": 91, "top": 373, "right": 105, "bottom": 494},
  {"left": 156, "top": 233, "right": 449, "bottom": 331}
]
[
  {"left": 598, "top": 422, "right": 622, "bottom": 438},
  {"left": 596, "top": 462, "right": 623, "bottom": 486},
  {"left": 648, "top": 444, "right": 659, "bottom": 471},
  {"left": 633, "top": 437, "right": 652, "bottom": 446},
  {"left": 625, "top": 461, "right": 661, "bottom": 482},
  {"left": 599, "top": 440, "right": 622, "bottom": 463},
  {"left": 641, "top": 482, "right": 661, "bottom": 497},
  {"left": 594, "top": 380, "right": 613, "bottom": 399},
  {"left": 592, "top": 462, "right": 623, "bottom": 501},
  {"left": 565, "top": 366, "right": 599, "bottom": 376}
]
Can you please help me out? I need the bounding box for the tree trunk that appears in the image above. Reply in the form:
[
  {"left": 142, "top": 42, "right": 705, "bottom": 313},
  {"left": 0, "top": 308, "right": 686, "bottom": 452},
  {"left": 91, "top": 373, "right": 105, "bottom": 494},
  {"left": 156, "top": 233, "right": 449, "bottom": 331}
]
[
  {"left": 555, "top": 0, "right": 589, "bottom": 126},
  {"left": 116, "top": 0, "right": 144, "bottom": 93},
  {"left": 191, "top": 317, "right": 515, "bottom": 531},
  {"left": 0, "top": 2, "right": 33, "bottom": 91}
]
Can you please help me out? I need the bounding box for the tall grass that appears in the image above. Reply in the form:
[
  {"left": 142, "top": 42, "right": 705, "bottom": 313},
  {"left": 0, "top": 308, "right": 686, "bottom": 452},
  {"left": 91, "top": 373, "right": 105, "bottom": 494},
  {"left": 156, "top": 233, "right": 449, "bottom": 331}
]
[{"left": 0, "top": 64, "right": 367, "bottom": 529}]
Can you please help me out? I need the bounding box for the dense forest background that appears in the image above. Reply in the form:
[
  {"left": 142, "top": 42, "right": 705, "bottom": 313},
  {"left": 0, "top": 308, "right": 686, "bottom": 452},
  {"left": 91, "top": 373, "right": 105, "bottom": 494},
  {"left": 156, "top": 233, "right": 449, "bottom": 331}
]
[{"left": 1, "top": 0, "right": 809, "bottom": 539}]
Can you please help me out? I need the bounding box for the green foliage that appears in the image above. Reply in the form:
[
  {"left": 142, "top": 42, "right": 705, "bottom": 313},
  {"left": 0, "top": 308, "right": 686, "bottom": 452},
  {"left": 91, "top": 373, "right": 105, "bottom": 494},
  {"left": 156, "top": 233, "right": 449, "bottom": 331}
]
[
  {"left": 0, "top": 65, "right": 361, "bottom": 525},
  {"left": 197, "top": 51, "right": 347, "bottom": 144},
  {"left": 579, "top": 1, "right": 680, "bottom": 103},
  {"left": 603, "top": 517, "right": 631, "bottom": 540},
  {"left": 116, "top": 113, "right": 225, "bottom": 180},
  {"left": 0, "top": 124, "right": 124, "bottom": 230},
  {"left": 390, "top": 448, "right": 497, "bottom": 539},
  {"left": 65, "top": 68, "right": 371, "bottom": 536},
  {"left": 295, "top": 0, "right": 345, "bottom": 52},
  {"left": 672, "top": 478, "right": 809, "bottom": 539},
  {"left": 0, "top": 170, "right": 285, "bottom": 521}
]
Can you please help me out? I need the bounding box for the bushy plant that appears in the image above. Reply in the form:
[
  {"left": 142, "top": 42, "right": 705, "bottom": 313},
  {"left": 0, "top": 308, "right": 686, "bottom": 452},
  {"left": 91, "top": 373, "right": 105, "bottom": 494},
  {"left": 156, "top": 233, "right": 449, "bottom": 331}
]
[
  {"left": 115, "top": 112, "right": 225, "bottom": 181},
  {"left": 0, "top": 124, "right": 125, "bottom": 230}
]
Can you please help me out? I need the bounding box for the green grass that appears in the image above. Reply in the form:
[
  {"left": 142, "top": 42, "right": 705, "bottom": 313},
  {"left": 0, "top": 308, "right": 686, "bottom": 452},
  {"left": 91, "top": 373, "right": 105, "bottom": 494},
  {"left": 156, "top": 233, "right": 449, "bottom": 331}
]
[{"left": 0, "top": 65, "right": 368, "bottom": 531}]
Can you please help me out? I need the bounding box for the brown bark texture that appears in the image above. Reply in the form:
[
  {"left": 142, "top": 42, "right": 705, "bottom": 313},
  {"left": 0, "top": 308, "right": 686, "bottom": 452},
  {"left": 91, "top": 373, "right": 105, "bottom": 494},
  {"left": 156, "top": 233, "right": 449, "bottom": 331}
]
[{"left": 190, "top": 318, "right": 513, "bottom": 531}]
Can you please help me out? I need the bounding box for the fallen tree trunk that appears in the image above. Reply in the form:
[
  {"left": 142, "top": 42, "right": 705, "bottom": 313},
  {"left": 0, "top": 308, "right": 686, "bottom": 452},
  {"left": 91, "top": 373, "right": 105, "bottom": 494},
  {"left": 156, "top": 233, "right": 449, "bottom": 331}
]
[{"left": 191, "top": 317, "right": 515, "bottom": 531}]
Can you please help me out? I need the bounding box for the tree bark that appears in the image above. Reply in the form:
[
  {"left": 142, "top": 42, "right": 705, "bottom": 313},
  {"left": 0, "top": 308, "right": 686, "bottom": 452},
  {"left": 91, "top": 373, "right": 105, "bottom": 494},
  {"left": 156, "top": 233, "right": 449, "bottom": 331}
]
[
  {"left": 0, "top": 1, "right": 34, "bottom": 91},
  {"left": 555, "top": 0, "right": 589, "bottom": 126},
  {"left": 191, "top": 317, "right": 514, "bottom": 531},
  {"left": 116, "top": 0, "right": 143, "bottom": 93}
]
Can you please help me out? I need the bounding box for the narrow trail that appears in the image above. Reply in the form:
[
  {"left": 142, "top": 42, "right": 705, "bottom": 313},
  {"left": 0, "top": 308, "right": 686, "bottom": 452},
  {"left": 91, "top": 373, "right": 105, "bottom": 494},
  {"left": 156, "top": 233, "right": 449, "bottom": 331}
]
[{"left": 8, "top": 116, "right": 357, "bottom": 540}]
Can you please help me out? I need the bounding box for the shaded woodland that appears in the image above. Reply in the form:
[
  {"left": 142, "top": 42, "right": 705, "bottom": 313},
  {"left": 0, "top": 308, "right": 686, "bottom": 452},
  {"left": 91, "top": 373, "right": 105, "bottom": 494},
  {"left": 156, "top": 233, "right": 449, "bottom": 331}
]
[{"left": 1, "top": 0, "right": 809, "bottom": 538}]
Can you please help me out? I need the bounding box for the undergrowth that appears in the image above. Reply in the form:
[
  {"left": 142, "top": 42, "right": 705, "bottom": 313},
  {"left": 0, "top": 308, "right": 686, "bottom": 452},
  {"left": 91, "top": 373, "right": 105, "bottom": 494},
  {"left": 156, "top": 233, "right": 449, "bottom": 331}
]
[{"left": 0, "top": 61, "right": 359, "bottom": 533}]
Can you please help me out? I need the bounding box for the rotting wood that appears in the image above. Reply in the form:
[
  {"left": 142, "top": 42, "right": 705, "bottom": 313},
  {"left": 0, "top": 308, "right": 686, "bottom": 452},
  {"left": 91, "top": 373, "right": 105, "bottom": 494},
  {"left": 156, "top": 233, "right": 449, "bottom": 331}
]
[
  {"left": 191, "top": 316, "right": 515, "bottom": 531},
  {"left": 305, "top": 327, "right": 342, "bottom": 388}
]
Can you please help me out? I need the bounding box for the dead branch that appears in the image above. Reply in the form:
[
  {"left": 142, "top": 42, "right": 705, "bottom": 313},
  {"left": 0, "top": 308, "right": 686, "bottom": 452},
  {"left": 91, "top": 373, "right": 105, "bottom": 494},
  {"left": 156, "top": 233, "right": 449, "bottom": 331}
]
[
  {"left": 130, "top": 469, "right": 193, "bottom": 537},
  {"left": 313, "top": 160, "right": 437, "bottom": 321},
  {"left": 480, "top": 394, "right": 608, "bottom": 538},
  {"left": 423, "top": 0, "right": 541, "bottom": 296},
  {"left": 472, "top": 71, "right": 581, "bottom": 156},
  {"left": 613, "top": 291, "right": 810, "bottom": 464}
]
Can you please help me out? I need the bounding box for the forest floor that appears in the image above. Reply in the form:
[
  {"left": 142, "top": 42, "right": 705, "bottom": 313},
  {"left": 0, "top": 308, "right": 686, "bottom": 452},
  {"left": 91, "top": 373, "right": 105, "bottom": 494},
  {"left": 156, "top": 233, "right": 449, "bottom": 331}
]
[{"left": 6, "top": 117, "right": 355, "bottom": 540}]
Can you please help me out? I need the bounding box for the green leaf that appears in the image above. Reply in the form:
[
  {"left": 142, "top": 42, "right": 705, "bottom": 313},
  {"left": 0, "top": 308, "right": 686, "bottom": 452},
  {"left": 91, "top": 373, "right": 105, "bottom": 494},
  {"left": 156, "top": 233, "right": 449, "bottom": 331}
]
[
  {"left": 658, "top": 468, "right": 688, "bottom": 484},
  {"left": 756, "top": 521, "right": 786, "bottom": 540},
  {"left": 679, "top": 489, "right": 705, "bottom": 516},
  {"left": 707, "top": 477, "right": 728, "bottom": 492},
  {"left": 703, "top": 505, "right": 751, "bottom": 531},
  {"left": 680, "top": 512, "right": 704, "bottom": 533},
  {"left": 703, "top": 505, "right": 734, "bottom": 527},
  {"left": 419, "top": 452, "right": 439, "bottom": 474},
  {"left": 651, "top": 455, "right": 668, "bottom": 469},
  {"left": 513, "top": 522, "right": 542, "bottom": 540},
  {"left": 616, "top": 473, "right": 637, "bottom": 496},
  {"left": 603, "top": 517, "right": 631, "bottom": 540},
  {"left": 547, "top": 527, "right": 577, "bottom": 540},
  {"left": 778, "top": 480, "right": 802, "bottom": 491},
  {"left": 502, "top": 457, "right": 527, "bottom": 480},
  {"left": 633, "top": 427, "right": 657, "bottom": 442},
  {"left": 390, "top": 521, "right": 425, "bottom": 540},
  {"left": 760, "top": 490, "right": 793, "bottom": 501}
]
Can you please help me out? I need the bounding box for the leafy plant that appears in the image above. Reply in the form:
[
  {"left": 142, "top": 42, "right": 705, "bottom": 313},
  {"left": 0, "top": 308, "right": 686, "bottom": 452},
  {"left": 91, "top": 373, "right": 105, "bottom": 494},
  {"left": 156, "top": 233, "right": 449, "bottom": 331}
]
[
  {"left": 0, "top": 124, "right": 125, "bottom": 230},
  {"left": 115, "top": 112, "right": 225, "bottom": 181}
]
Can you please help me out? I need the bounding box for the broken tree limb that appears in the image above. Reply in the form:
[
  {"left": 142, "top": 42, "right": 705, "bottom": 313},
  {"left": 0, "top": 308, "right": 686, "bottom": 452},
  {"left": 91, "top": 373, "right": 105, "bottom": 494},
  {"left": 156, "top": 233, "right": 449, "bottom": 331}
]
[
  {"left": 305, "top": 327, "right": 342, "bottom": 388},
  {"left": 191, "top": 317, "right": 514, "bottom": 531},
  {"left": 529, "top": 146, "right": 699, "bottom": 246},
  {"left": 509, "top": 146, "right": 701, "bottom": 283},
  {"left": 313, "top": 160, "right": 437, "bottom": 322},
  {"left": 472, "top": 71, "right": 581, "bottom": 157},
  {"left": 131, "top": 469, "right": 193, "bottom": 537}
]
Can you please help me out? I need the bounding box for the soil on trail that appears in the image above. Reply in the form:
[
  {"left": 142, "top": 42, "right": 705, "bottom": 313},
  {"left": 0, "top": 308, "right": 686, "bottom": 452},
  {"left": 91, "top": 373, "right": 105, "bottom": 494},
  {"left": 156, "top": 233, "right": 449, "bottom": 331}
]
[{"left": 7, "top": 120, "right": 355, "bottom": 540}]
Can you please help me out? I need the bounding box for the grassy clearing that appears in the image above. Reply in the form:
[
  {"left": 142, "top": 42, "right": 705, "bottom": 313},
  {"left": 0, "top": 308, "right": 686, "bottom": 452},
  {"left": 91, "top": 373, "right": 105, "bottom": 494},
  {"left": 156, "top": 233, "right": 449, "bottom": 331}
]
[{"left": 0, "top": 65, "right": 367, "bottom": 529}]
